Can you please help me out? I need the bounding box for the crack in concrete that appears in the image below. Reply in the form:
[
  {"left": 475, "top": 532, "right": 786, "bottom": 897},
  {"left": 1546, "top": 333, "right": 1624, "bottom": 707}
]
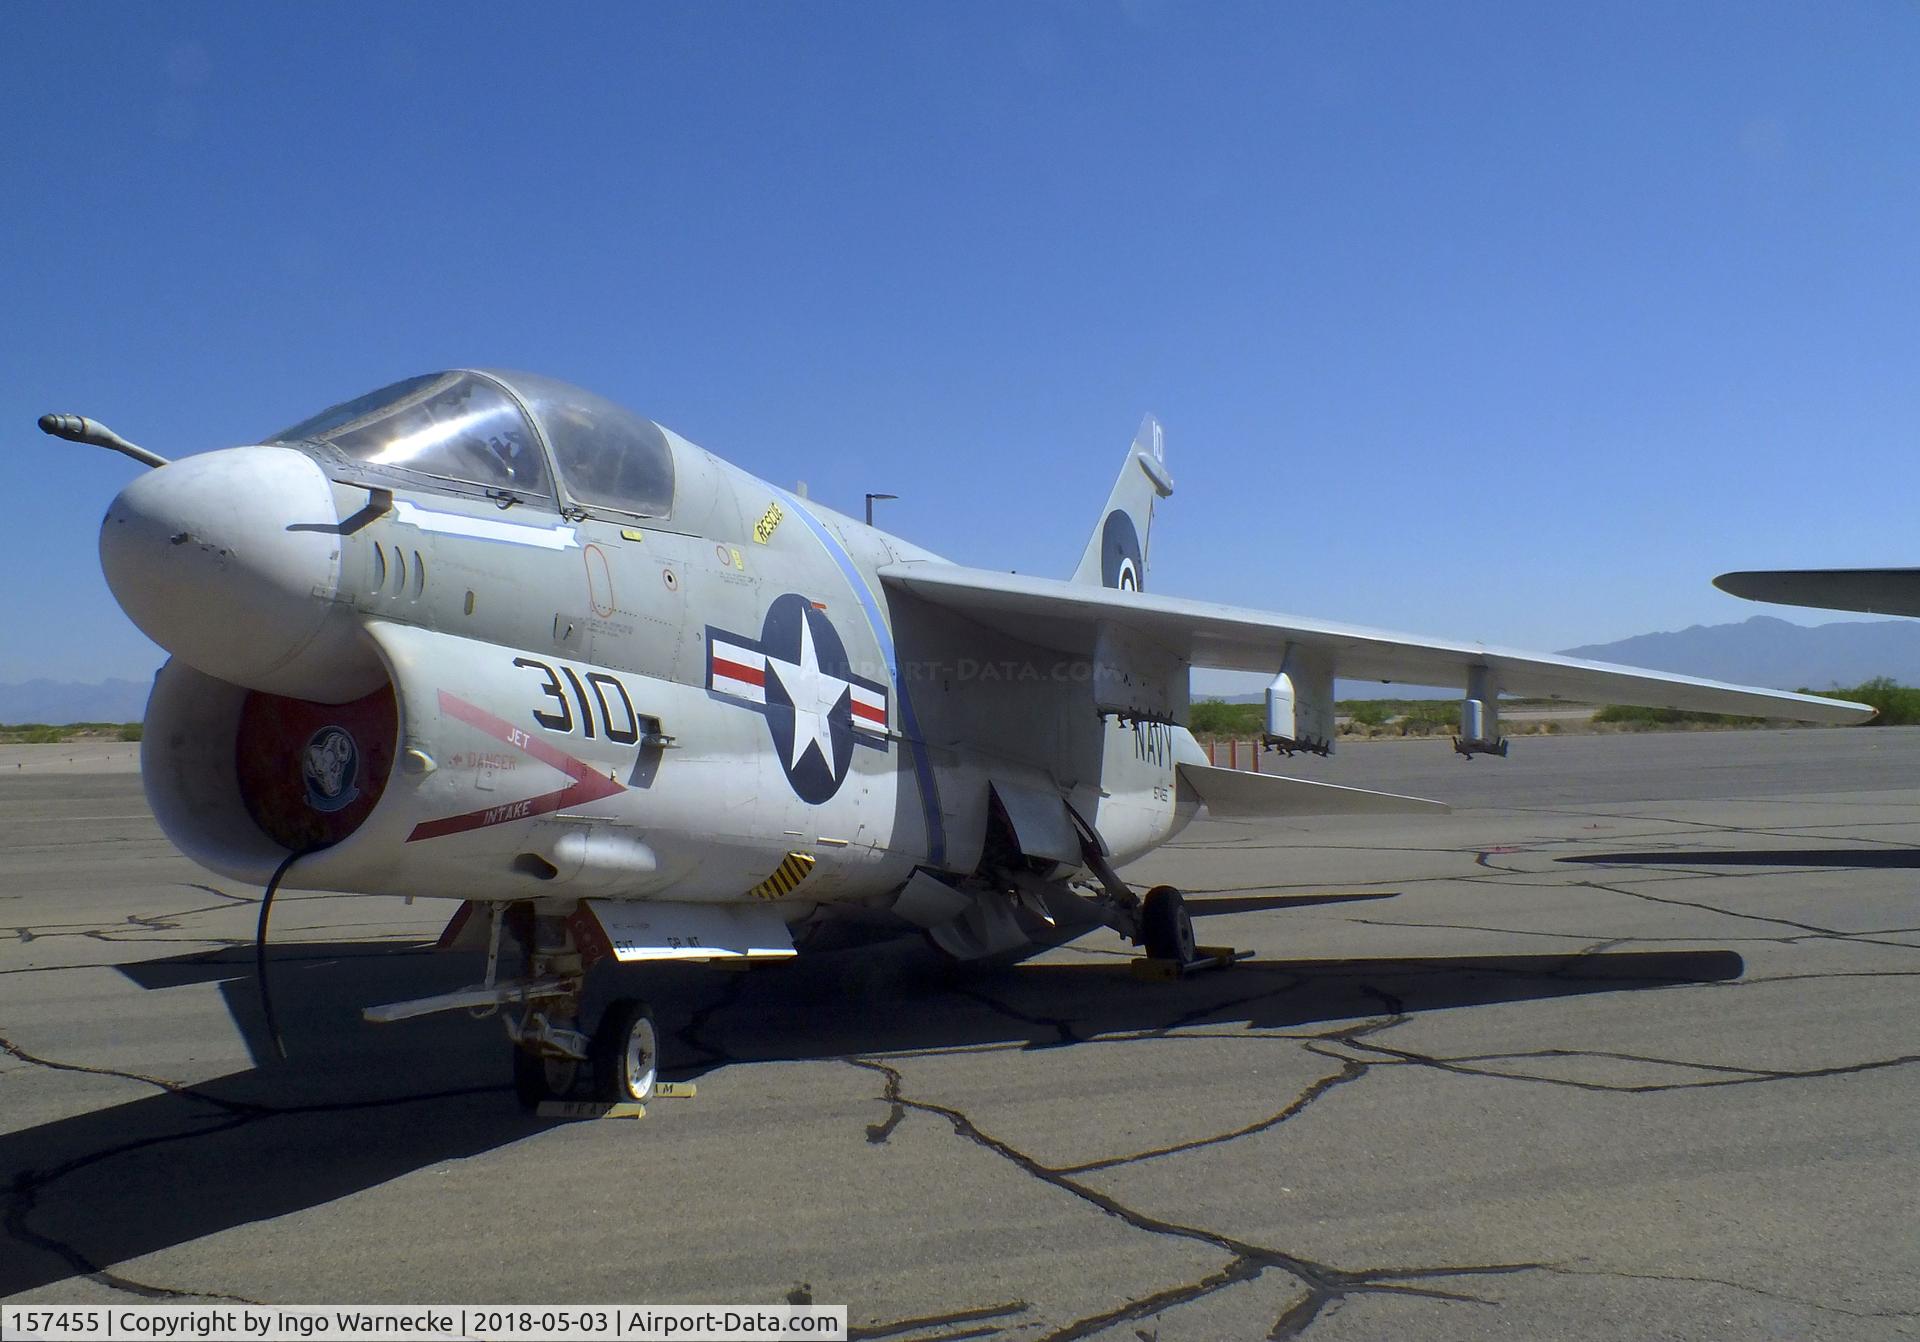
[
  {"left": 5, "top": 1112, "right": 266, "bottom": 1302},
  {"left": 2, "top": 1034, "right": 267, "bottom": 1116},
  {"left": 1054, "top": 1050, "right": 1364, "bottom": 1177},
  {"left": 847, "top": 1044, "right": 1544, "bottom": 1341},
  {"left": 1147, "top": 975, "right": 1309, "bottom": 1038},
  {"left": 1574, "top": 878, "right": 1920, "bottom": 952},
  {"left": 848, "top": 1298, "right": 1030, "bottom": 1339},
  {"left": 1532, "top": 1263, "right": 1920, "bottom": 1320},
  {"left": 845, "top": 924, "right": 1920, "bottom": 1336},
  {"left": 10, "top": 763, "right": 1914, "bottom": 1324},
  {"left": 1349, "top": 914, "right": 1920, "bottom": 956},
  {"left": 0, "top": 1032, "right": 508, "bottom": 1301},
  {"left": 1531, "top": 803, "right": 1920, "bottom": 849},
  {"left": 1337, "top": 1037, "right": 1920, "bottom": 1095},
  {"left": 3, "top": 889, "right": 403, "bottom": 950},
  {"left": 953, "top": 985, "right": 1084, "bottom": 1047}
]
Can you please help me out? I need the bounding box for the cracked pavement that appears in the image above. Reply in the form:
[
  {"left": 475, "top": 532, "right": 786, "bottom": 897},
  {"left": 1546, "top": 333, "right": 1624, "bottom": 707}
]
[{"left": 1, "top": 729, "right": 1916, "bottom": 1339}]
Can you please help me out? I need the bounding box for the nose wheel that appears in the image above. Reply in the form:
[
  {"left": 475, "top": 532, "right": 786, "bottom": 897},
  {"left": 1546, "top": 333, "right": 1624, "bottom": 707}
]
[
  {"left": 1139, "top": 885, "right": 1195, "bottom": 964},
  {"left": 592, "top": 998, "right": 659, "bottom": 1103},
  {"left": 512, "top": 998, "right": 659, "bottom": 1109}
]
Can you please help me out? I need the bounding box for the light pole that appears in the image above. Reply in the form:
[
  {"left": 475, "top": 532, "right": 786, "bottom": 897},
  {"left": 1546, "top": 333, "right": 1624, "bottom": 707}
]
[{"left": 864, "top": 492, "right": 897, "bottom": 526}]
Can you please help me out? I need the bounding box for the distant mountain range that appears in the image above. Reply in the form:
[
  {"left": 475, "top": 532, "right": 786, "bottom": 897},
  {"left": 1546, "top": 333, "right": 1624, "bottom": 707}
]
[
  {"left": 6, "top": 616, "right": 1916, "bottom": 723},
  {"left": 0, "top": 677, "right": 151, "bottom": 724},
  {"left": 1560, "top": 615, "right": 1920, "bottom": 691}
]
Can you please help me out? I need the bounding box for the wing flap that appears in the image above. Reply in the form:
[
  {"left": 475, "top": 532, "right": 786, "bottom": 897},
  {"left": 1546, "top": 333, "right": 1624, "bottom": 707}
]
[
  {"left": 879, "top": 562, "right": 1873, "bottom": 725},
  {"left": 581, "top": 898, "right": 796, "bottom": 962},
  {"left": 1177, "top": 763, "right": 1449, "bottom": 818}
]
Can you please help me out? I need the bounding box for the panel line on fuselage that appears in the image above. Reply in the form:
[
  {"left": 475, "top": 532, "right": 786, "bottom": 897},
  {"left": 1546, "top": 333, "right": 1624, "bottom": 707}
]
[{"left": 776, "top": 490, "right": 948, "bottom": 868}]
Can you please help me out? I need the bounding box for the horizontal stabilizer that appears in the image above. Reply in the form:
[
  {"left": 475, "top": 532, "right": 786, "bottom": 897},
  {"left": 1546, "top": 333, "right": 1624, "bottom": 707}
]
[
  {"left": 1715, "top": 568, "right": 1920, "bottom": 619},
  {"left": 1177, "top": 763, "right": 1449, "bottom": 819}
]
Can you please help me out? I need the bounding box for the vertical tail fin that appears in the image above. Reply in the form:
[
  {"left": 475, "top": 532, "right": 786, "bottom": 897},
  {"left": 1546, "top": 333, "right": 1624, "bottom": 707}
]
[{"left": 1071, "top": 414, "right": 1173, "bottom": 591}]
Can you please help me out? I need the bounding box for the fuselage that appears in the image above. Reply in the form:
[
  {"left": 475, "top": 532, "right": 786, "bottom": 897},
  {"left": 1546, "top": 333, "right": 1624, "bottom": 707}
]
[{"left": 102, "top": 370, "right": 1195, "bottom": 926}]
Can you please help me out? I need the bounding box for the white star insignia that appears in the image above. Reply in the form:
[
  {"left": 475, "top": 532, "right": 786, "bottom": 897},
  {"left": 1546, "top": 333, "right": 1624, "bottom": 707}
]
[{"left": 765, "top": 615, "right": 848, "bottom": 776}]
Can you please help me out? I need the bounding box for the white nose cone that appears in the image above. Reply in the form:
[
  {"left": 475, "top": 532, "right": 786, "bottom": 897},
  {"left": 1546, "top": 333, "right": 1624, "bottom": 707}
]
[{"left": 100, "top": 447, "right": 348, "bottom": 696}]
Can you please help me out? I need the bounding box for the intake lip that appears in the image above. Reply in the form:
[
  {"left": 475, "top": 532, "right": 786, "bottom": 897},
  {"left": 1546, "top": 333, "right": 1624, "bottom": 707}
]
[{"left": 100, "top": 446, "right": 345, "bottom": 696}]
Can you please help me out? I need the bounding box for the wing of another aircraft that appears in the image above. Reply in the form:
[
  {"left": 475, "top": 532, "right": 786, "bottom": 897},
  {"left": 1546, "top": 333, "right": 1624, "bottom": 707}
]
[
  {"left": 879, "top": 562, "right": 1875, "bottom": 724},
  {"left": 1715, "top": 568, "right": 1920, "bottom": 619}
]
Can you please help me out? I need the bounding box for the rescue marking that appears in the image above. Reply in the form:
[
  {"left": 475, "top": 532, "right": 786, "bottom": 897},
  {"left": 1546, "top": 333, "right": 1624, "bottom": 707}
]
[
  {"left": 752, "top": 502, "right": 784, "bottom": 544},
  {"left": 746, "top": 852, "right": 817, "bottom": 901}
]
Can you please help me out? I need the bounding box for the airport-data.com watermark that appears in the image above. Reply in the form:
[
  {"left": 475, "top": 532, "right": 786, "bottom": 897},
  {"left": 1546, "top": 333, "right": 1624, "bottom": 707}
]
[{"left": 0, "top": 1305, "right": 848, "bottom": 1342}]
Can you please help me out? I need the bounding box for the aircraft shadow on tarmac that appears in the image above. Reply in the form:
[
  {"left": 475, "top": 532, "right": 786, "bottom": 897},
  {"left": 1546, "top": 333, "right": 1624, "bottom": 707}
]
[
  {"left": 1562, "top": 848, "right": 1920, "bottom": 868},
  {"left": 1182, "top": 891, "right": 1400, "bottom": 916},
  {"left": 1, "top": 936, "right": 1742, "bottom": 1298}
]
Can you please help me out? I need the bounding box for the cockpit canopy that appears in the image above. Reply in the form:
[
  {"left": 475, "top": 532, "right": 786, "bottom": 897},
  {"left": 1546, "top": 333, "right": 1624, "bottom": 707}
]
[{"left": 270, "top": 370, "right": 675, "bottom": 518}]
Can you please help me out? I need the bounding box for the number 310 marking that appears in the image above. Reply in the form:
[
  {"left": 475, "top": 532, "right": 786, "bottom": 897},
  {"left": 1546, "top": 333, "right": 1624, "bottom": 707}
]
[{"left": 512, "top": 657, "right": 642, "bottom": 745}]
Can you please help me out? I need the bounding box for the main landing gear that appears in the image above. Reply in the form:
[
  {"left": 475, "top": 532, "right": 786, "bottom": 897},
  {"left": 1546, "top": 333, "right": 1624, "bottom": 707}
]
[
  {"left": 1068, "top": 818, "right": 1223, "bottom": 971},
  {"left": 1139, "top": 885, "right": 1196, "bottom": 963},
  {"left": 1065, "top": 812, "right": 1244, "bottom": 976}
]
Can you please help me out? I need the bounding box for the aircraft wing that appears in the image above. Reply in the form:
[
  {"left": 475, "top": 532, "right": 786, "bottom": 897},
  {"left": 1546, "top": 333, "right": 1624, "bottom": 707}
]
[
  {"left": 1715, "top": 568, "right": 1920, "bottom": 619},
  {"left": 879, "top": 562, "right": 1874, "bottom": 724},
  {"left": 1176, "top": 763, "right": 1449, "bottom": 818}
]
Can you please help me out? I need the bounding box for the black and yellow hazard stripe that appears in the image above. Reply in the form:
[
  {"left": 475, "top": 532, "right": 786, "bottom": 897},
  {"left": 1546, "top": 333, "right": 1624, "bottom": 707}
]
[{"left": 746, "top": 851, "right": 816, "bottom": 901}]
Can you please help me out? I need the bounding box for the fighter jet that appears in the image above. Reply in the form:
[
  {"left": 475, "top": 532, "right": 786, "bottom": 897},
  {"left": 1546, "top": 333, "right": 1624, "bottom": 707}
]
[
  {"left": 40, "top": 372, "right": 1872, "bottom": 1107},
  {"left": 1715, "top": 567, "right": 1920, "bottom": 618}
]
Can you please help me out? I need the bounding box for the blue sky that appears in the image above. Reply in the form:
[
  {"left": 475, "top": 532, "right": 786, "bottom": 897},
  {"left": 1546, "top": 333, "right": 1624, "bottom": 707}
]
[{"left": 5, "top": 2, "right": 1916, "bottom": 690}]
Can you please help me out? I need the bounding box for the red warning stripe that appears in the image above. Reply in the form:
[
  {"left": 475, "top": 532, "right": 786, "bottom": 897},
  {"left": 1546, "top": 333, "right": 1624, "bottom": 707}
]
[{"left": 406, "top": 692, "right": 625, "bottom": 842}]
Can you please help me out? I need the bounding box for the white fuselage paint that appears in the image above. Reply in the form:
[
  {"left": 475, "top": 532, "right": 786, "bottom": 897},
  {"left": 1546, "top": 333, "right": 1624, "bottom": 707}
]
[{"left": 117, "top": 428, "right": 1189, "bottom": 925}]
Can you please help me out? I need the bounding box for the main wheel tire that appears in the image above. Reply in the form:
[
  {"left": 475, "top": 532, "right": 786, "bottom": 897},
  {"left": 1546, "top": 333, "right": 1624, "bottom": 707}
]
[
  {"left": 1140, "top": 885, "right": 1195, "bottom": 964},
  {"left": 592, "top": 998, "right": 659, "bottom": 1102},
  {"left": 513, "top": 1048, "right": 580, "bottom": 1111}
]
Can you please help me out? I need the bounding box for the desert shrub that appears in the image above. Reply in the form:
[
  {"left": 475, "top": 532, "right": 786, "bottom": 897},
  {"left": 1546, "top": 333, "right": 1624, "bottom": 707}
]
[
  {"left": 1803, "top": 678, "right": 1920, "bottom": 726},
  {"left": 1189, "top": 700, "right": 1263, "bottom": 737},
  {"left": 1403, "top": 701, "right": 1462, "bottom": 731},
  {"left": 1593, "top": 704, "right": 1761, "bottom": 727}
]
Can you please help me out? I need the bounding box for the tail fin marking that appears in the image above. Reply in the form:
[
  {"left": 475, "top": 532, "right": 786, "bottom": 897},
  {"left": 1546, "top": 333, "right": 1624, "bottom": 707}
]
[{"left": 1071, "top": 414, "right": 1173, "bottom": 591}]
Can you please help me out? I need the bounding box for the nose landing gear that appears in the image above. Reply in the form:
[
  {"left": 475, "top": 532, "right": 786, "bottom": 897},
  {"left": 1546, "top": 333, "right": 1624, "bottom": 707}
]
[
  {"left": 510, "top": 997, "right": 657, "bottom": 1108},
  {"left": 362, "top": 900, "right": 662, "bottom": 1111},
  {"left": 507, "top": 910, "right": 659, "bottom": 1110}
]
